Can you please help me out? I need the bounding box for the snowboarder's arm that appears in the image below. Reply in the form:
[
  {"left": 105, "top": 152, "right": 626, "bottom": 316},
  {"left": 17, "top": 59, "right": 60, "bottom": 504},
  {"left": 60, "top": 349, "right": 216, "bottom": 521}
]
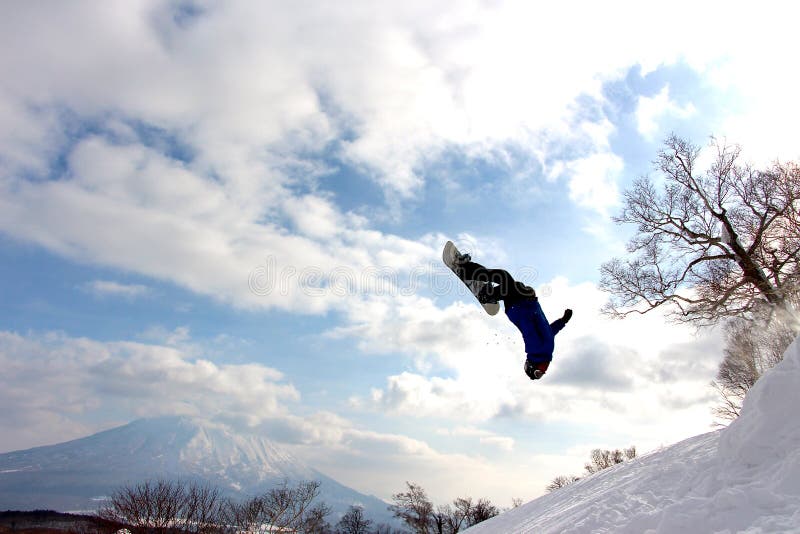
[{"left": 550, "top": 309, "right": 573, "bottom": 336}]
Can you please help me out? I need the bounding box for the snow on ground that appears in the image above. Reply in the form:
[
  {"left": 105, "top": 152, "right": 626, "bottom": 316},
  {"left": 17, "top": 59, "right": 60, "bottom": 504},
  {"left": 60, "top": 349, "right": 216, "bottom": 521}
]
[{"left": 466, "top": 335, "right": 800, "bottom": 533}]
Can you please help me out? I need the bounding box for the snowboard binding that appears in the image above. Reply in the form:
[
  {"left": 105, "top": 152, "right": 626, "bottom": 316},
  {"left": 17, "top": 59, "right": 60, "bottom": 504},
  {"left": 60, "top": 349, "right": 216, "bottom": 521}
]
[{"left": 442, "top": 241, "right": 500, "bottom": 316}]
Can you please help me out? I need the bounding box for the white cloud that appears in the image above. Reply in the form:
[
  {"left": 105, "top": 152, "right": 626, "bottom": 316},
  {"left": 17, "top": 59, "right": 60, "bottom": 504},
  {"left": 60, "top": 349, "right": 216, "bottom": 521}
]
[
  {"left": 287, "top": 411, "right": 620, "bottom": 505},
  {"left": 0, "top": 330, "right": 299, "bottom": 451},
  {"left": 437, "top": 426, "right": 515, "bottom": 452},
  {"left": 0, "top": 1, "right": 796, "bottom": 321},
  {"left": 1, "top": 1, "right": 796, "bottom": 509},
  {"left": 343, "top": 277, "right": 723, "bottom": 450},
  {"left": 290, "top": 423, "right": 530, "bottom": 504},
  {"left": 690, "top": 6, "right": 800, "bottom": 166},
  {"left": 82, "top": 280, "right": 152, "bottom": 299},
  {"left": 565, "top": 152, "right": 623, "bottom": 216},
  {"left": 636, "top": 85, "right": 696, "bottom": 140},
  {"left": 139, "top": 325, "right": 192, "bottom": 346},
  {"left": 370, "top": 372, "right": 492, "bottom": 420},
  {"left": 0, "top": 328, "right": 531, "bottom": 503},
  {"left": 0, "top": 135, "right": 443, "bottom": 315}
]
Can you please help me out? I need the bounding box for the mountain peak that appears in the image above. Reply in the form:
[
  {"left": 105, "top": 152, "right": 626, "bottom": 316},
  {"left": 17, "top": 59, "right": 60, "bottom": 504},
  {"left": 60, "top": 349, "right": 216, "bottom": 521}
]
[
  {"left": 0, "top": 415, "right": 393, "bottom": 524},
  {"left": 29, "top": 415, "right": 316, "bottom": 483}
]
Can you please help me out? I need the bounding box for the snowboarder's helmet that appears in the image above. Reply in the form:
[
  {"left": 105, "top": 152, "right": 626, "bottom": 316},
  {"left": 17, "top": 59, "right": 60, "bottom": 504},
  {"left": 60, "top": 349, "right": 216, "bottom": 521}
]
[{"left": 524, "top": 360, "right": 548, "bottom": 380}]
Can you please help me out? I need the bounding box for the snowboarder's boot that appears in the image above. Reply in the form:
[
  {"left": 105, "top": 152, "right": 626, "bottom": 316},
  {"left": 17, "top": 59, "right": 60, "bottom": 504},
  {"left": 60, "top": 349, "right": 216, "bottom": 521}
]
[
  {"left": 477, "top": 283, "right": 498, "bottom": 305},
  {"left": 454, "top": 252, "right": 471, "bottom": 265},
  {"left": 442, "top": 240, "right": 500, "bottom": 316}
]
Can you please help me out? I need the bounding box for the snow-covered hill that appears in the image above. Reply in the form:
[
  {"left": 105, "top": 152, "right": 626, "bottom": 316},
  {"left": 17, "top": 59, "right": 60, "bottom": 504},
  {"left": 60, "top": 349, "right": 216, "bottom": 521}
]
[
  {"left": 0, "top": 417, "right": 392, "bottom": 524},
  {"left": 467, "top": 335, "right": 800, "bottom": 533}
]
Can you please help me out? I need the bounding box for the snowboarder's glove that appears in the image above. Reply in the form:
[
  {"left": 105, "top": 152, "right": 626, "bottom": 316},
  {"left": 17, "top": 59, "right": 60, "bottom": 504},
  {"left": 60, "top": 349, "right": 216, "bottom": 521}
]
[{"left": 562, "top": 309, "right": 573, "bottom": 323}]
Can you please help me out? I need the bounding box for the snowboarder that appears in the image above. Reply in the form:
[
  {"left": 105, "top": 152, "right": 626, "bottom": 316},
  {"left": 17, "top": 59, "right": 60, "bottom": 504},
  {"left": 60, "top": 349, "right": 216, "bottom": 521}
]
[{"left": 449, "top": 247, "right": 572, "bottom": 380}]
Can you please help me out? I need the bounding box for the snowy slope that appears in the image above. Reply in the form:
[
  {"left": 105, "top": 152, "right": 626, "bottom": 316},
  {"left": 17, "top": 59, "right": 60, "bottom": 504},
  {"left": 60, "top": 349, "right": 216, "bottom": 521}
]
[
  {"left": 0, "top": 417, "right": 393, "bottom": 524},
  {"left": 467, "top": 335, "right": 800, "bottom": 533}
]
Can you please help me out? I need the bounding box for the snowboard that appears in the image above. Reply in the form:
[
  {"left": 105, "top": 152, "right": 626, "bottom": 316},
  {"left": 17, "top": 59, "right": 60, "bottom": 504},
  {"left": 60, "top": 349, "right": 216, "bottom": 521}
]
[{"left": 442, "top": 240, "right": 500, "bottom": 316}]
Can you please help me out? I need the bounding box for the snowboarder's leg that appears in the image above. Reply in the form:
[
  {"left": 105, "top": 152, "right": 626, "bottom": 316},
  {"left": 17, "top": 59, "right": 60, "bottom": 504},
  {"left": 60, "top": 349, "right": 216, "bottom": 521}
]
[
  {"left": 454, "top": 260, "right": 489, "bottom": 282},
  {"left": 455, "top": 262, "right": 529, "bottom": 303}
]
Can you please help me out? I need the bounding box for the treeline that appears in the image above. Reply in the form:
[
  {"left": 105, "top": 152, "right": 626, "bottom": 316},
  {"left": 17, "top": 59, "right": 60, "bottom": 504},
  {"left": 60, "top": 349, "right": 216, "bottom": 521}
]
[
  {"left": 546, "top": 446, "right": 636, "bottom": 493},
  {"left": 96, "top": 479, "right": 503, "bottom": 534},
  {"left": 97, "top": 479, "right": 332, "bottom": 534},
  {"left": 388, "top": 482, "right": 501, "bottom": 533}
]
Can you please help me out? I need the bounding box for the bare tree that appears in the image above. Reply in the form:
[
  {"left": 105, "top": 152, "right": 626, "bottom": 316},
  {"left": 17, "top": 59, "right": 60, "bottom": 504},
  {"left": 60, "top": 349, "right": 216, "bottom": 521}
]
[
  {"left": 584, "top": 448, "right": 637, "bottom": 475},
  {"left": 466, "top": 499, "right": 499, "bottom": 526},
  {"left": 183, "top": 482, "right": 224, "bottom": 534},
  {"left": 335, "top": 505, "right": 372, "bottom": 534},
  {"left": 220, "top": 494, "right": 265, "bottom": 534},
  {"left": 98, "top": 479, "right": 188, "bottom": 534},
  {"left": 430, "top": 505, "right": 449, "bottom": 534},
  {"left": 547, "top": 446, "right": 636, "bottom": 493},
  {"left": 429, "top": 497, "right": 485, "bottom": 534},
  {"left": 389, "top": 482, "right": 433, "bottom": 534},
  {"left": 388, "top": 484, "right": 499, "bottom": 534},
  {"left": 302, "top": 502, "right": 333, "bottom": 534},
  {"left": 258, "top": 480, "right": 331, "bottom": 533},
  {"left": 545, "top": 475, "right": 580, "bottom": 493},
  {"left": 601, "top": 135, "right": 800, "bottom": 324},
  {"left": 101, "top": 478, "right": 333, "bottom": 534},
  {"left": 448, "top": 497, "right": 474, "bottom": 532},
  {"left": 712, "top": 306, "right": 799, "bottom": 422}
]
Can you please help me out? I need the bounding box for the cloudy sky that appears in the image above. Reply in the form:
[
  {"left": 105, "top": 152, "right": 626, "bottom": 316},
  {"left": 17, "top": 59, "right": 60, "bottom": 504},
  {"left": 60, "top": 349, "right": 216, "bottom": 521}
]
[{"left": 1, "top": 0, "right": 798, "bottom": 506}]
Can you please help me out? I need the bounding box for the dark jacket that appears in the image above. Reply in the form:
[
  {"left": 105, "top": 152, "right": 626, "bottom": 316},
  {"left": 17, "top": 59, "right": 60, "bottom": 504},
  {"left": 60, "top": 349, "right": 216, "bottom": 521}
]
[{"left": 505, "top": 299, "right": 567, "bottom": 363}]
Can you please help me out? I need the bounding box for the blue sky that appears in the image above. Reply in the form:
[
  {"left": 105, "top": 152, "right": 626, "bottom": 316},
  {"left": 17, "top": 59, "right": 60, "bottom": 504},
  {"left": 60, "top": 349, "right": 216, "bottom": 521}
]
[{"left": 1, "top": 0, "right": 799, "bottom": 506}]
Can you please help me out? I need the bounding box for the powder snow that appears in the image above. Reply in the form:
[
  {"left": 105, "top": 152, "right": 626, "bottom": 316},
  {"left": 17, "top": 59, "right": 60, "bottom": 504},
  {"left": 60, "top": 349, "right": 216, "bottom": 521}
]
[{"left": 466, "top": 335, "right": 800, "bottom": 533}]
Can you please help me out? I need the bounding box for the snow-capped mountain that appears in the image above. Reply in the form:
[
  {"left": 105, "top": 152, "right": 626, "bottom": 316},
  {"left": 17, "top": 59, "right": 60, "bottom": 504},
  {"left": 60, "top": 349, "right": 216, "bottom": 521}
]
[
  {"left": 0, "top": 416, "right": 393, "bottom": 524},
  {"left": 466, "top": 334, "right": 800, "bottom": 533}
]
